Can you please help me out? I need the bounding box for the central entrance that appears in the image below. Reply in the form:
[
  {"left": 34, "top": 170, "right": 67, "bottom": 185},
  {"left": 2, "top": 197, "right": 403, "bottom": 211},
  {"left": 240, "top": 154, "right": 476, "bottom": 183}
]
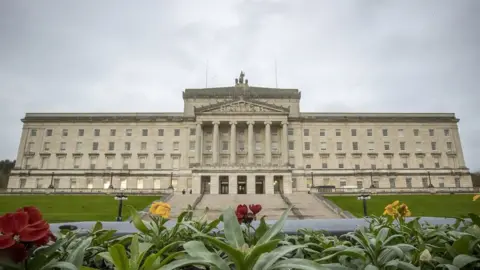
[
  {"left": 201, "top": 176, "right": 211, "bottom": 194},
  {"left": 219, "top": 176, "right": 229, "bottom": 194},
  {"left": 255, "top": 176, "right": 265, "bottom": 194},
  {"left": 237, "top": 176, "right": 247, "bottom": 194}
]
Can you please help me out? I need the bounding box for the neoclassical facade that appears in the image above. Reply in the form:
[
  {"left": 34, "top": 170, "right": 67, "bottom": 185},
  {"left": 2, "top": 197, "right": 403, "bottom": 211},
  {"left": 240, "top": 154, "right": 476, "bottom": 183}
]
[{"left": 8, "top": 72, "right": 472, "bottom": 194}]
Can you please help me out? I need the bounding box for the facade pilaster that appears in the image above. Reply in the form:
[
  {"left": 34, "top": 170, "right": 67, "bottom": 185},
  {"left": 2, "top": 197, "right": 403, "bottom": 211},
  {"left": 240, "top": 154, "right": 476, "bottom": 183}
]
[
  {"left": 195, "top": 122, "right": 202, "bottom": 163},
  {"left": 264, "top": 121, "right": 272, "bottom": 164},
  {"left": 282, "top": 121, "right": 288, "bottom": 165},
  {"left": 212, "top": 121, "right": 220, "bottom": 164},
  {"left": 247, "top": 121, "right": 254, "bottom": 164},
  {"left": 230, "top": 121, "right": 237, "bottom": 164}
]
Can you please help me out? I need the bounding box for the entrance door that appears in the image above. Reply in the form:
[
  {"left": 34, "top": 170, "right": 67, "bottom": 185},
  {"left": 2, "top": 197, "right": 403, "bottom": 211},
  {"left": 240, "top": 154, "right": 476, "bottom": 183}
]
[
  {"left": 237, "top": 176, "right": 247, "bottom": 194},
  {"left": 220, "top": 176, "right": 229, "bottom": 194},
  {"left": 274, "top": 176, "right": 283, "bottom": 194},
  {"left": 201, "top": 176, "right": 211, "bottom": 194},
  {"left": 255, "top": 176, "right": 265, "bottom": 194}
]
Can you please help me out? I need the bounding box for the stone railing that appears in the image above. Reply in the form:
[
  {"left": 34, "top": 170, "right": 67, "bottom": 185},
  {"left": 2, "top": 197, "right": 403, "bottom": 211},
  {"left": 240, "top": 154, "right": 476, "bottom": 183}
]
[
  {"left": 279, "top": 192, "right": 304, "bottom": 219},
  {"left": 313, "top": 194, "right": 355, "bottom": 219},
  {"left": 311, "top": 186, "right": 478, "bottom": 195},
  {"left": 0, "top": 188, "right": 172, "bottom": 195}
]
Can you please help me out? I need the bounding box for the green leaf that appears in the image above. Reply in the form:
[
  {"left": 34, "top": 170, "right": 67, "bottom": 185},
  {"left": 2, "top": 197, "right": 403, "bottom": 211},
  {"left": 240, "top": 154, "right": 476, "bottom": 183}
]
[
  {"left": 468, "top": 213, "right": 480, "bottom": 227},
  {"left": 384, "top": 260, "right": 419, "bottom": 270},
  {"left": 375, "top": 227, "right": 390, "bottom": 243},
  {"left": 244, "top": 239, "right": 281, "bottom": 269},
  {"left": 257, "top": 206, "right": 292, "bottom": 246},
  {"left": 222, "top": 207, "right": 245, "bottom": 249},
  {"left": 107, "top": 244, "right": 129, "bottom": 270},
  {"left": 253, "top": 245, "right": 307, "bottom": 270},
  {"left": 204, "top": 218, "right": 221, "bottom": 233},
  {"left": 364, "top": 265, "right": 379, "bottom": 270},
  {"left": 316, "top": 247, "right": 366, "bottom": 263},
  {"left": 183, "top": 241, "right": 230, "bottom": 270},
  {"left": 255, "top": 216, "right": 269, "bottom": 241},
  {"left": 91, "top": 221, "right": 102, "bottom": 233},
  {"left": 270, "top": 258, "right": 331, "bottom": 269},
  {"left": 452, "top": 254, "right": 480, "bottom": 268},
  {"left": 128, "top": 205, "right": 150, "bottom": 234},
  {"left": 66, "top": 237, "right": 93, "bottom": 268},
  {"left": 43, "top": 261, "right": 78, "bottom": 270},
  {"left": 437, "top": 264, "right": 460, "bottom": 270},
  {"left": 194, "top": 234, "right": 245, "bottom": 269},
  {"left": 452, "top": 235, "right": 471, "bottom": 255},
  {"left": 159, "top": 257, "right": 211, "bottom": 270}
]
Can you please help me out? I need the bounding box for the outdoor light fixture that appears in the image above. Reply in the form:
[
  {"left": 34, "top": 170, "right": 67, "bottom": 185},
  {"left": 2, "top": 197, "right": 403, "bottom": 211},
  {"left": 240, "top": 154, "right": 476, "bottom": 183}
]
[
  {"left": 108, "top": 172, "right": 114, "bottom": 189},
  {"left": 114, "top": 193, "right": 128, "bottom": 221},
  {"left": 427, "top": 171, "right": 434, "bottom": 188},
  {"left": 357, "top": 189, "right": 371, "bottom": 217}
]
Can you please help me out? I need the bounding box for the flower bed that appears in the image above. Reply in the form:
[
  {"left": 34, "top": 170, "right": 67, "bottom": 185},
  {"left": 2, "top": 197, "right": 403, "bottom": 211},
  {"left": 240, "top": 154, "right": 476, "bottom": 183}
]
[{"left": 1, "top": 199, "right": 479, "bottom": 269}]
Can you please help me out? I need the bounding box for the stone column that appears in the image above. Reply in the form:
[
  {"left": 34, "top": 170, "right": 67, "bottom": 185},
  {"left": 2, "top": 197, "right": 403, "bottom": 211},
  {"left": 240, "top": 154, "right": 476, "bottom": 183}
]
[
  {"left": 247, "top": 121, "right": 254, "bottom": 164},
  {"left": 212, "top": 121, "right": 220, "bottom": 164},
  {"left": 264, "top": 121, "right": 272, "bottom": 164},
  {"left": 195, "top": 122, "right": 202, "bottom": 164},
  {"left": 230, "top": 121, "right": 237, "bottom": 164},
  {"left": 282, "top": 121, "right": 288, "bottom": 165}
]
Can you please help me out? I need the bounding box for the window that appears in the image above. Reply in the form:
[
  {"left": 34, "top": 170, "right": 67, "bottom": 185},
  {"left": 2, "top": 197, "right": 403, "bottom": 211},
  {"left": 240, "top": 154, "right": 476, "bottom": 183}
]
[
  {"left": 103, "top": 178, "right": 111, "bottom": 189},
  {"left": 419, "top": 162, "right": 424, "bottom": 168},
  {"left": 155, "top": 156, "right": 163, "bottom": 169},
  {"left": 78, "top": 129, "right": 84, "bottom": 136},
  {"left": 413, "top": 129, "right": 419, "bottom": 136},
  {"left": 398, "top": 129, "right": 404, "bottom": 137},
  {"left": 46, "top": 129, "right": 53, "bottom": 136},
  {"left": 53, "top": 178, "right": 60, "bottom": 188},
  {"left": 36, "top": 178, "right": 43, "bottom": 188},
  {"left": 75, "top": 142, "right": 82, "bottom": 152},
  {"left": 400, "top": 142, "right": 406, "bottom": 151},
  {"left": 319, "top": 129, "right": 326, "bottom": 136},
  {"left": 142, "top": 129, "right": 148, "bottom": 136},
  {"left": 288, "top": 141, "right": 294, "bottom": 150},
  {"left": 139, "top": 157, "right": 146, "bottom": 169},
  {"left": 238, "top": 141, "right": 245, "bottom": 151},
  {"left": 382, "top": 129, "right": 388, "bottom": 136},
  {"left": 20, "top": 179, "right": 26, "bottom": 188},
  {"left": 431, "top": 142, "right": 437, "bottom": 151},
  {"left": 405, "top": 178, "right": 412, "bottom": 188},
  {"left": 87, "top": 178, "right": 93, "bottom": 189},
  {"left": 173, "top": 141, "right": 179, "bottom": 151},
  {"left": 335, "top": 129, "right": 341, "bottom": 136},
  {"left": 94, "top": 129, "right": 100, "bottom": 136},
  {"left": 356, "top": 180, "right": 363, "bottom": 188},
  {"left": 371, "top": 164, "right": 376, "bottom": 170},
  {"left": 403, "top": 161, "right": 408, "bottom": 168},
  {"left": 157, "top": 142, "right": 163, "bottom": 151},
  {"left": 351, "top": 129, "right": 357, "bottom": 136},
  {"left": 455, "top": 177, "right": 461, "bottom": 188},
  {"left": 322, "top": 162, "right": 328, "bottom": 169},
  {"left": 158, "top": 129, "right": 164, "bottom": 136},
  {"left": 373, "top": 180, "right": 379, "bottom": 188},
  {"left": 73, "top": 157, "right": 81, "bottom": 168},
  {"left": 367, "top": 129, "right": 373, "bottom": 136},
  {"left": 446, "top": 142, "right": 452, "bottom": 150},
  {"left": 125, "top": 142, "right": 131, "bottom": 151},
  {"left": 60, "top": 142, "right": 66, "bottom": 151},
  {"left": 90, "top": 156, "right": 97, "bottom": 169},
  {"left": 106, "top": 157, "right": 113, "bottom": 169},
  {"left": 288, "top": 128, "right": 294, "bottom": 136},
  {"left": 126, "top": 129, "right": 132, "bottom": 136},
  {"left": 24, "top": 157, "right": 31, "bottom": 169},
  {"left": 320, "top": 142, "right": 327, "bottom": 150},
  {"left": 141, "top": 142, "right": 147, "bottom": 151},
  {"left": 110, "top": 129, "right": 116, "bottom": 136},
  {"left": 435, "top": 161, "right": 440, "bottom": 168},
  {"left": 415, "top": 142, "right": 422, "bottom": 152},
  {"left": 40, "top": 156, "right": 48, "bottom": 169},
  {"left": 31, "top": 129, "right": 37, "bottom": 136},
  {"left": 27, "top": 142, "right": 34, "bottom": 152},
  {"left": 222, "top": 141, "right": 229, "bottom": 151},
  {"left": 174, "top": 129, "right": 180, "bottom": 136},
  {"left": 190, "top": 128, "right": 196, "bottom": 136},
  {"left": 62, "top": 129, "right": 68, "bottom": 136},
  {"left": 444, "top": 129, "right": 450, "bottom": 136},
  {"left": 338, "top": 158, "right": 344, "bottom": 169},
  {"left": 304, "top": 142, "right": 311, "bottom": 151},
  {"left": 189, "top": 141, "right": 195, "bottom": 151},
  {"left": 108, "top": 142, "right": 115, "bottom": 151},
  {"left": 303, "top": 129, "right": 309, "bottom": 136},
  {"left": 368, "top": 142, "right": 375, "bottom": 151},
  {"left": 354, "top": 164, "right": 360, "bottom": 170},
  {"left": 305, "top": 164, "right": 311, "bottom": 169},
  {"left": 387, "top": 164, "right": 392, "bottom": 169},
  {"left": 389, "top": 178, "right": 396, "bottom": 188},
  {"left": 352, "top": 142, "right": 358, "bottom": 151},
  {"left": 206, "top": 141, "right": 212, "bottom": 151},
  {"left": 336, "top": 142, "right": 342, "bottom": 151},
  {"left": 92, "top": 142, "right": 98, "bottom": 151},
  {"left": 429, "top": 129, "right": 434, "bottom": 136},
  {"left": 122, "top": 157, "right": 129, "bottom": 170},
  {"left": 340, "top": 181, "right": 347, "bottom": 187},
  {"left": 422, "top": 177, "right": 428, "bottom": 188},
  {"left": 255, "top": 141, "right": 262, "bottom": 151},
  {"left": 384, "top": 142, "right": 390, "bottom": 151}
]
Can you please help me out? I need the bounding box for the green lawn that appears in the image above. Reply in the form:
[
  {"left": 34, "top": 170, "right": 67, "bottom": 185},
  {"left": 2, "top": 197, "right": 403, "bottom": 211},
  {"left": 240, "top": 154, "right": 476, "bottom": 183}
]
[
  {"left": 327, "top": 194, "right": 480, "bottom": 218},
  {"left": 0, "top": 195, "right": 160, "bottom": 223}
]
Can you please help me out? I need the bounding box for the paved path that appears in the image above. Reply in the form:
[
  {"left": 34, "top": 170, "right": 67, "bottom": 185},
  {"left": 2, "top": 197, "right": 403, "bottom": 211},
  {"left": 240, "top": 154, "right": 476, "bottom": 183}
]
[{"left": 286, "top": 193, "right": 340, "bottom": 219}]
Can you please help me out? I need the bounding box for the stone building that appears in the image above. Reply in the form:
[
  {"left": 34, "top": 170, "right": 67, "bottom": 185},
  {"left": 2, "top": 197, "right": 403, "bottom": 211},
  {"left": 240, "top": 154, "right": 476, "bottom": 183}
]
[{"left": 7, "top": 72, "right": 472, "bottom": 194}]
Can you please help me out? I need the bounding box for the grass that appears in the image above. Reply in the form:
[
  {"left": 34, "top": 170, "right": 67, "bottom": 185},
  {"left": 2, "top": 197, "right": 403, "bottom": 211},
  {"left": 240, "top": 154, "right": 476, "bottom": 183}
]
[
  {"left": 0, "top": 195, "right": 161, "bottom": 223},
  {"left": 327, "top": 194, "right": 480, "bottom": 218}
]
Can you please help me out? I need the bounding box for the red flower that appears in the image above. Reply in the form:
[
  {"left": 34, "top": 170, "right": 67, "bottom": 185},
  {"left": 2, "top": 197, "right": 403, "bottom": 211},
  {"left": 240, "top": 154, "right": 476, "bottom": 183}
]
[
  {"left": 1, "top": 243, "right": 29, "bottom": 263},
  {"left": 249, "top": 204, "right": 262, "bottom": 215},
  {"left": 235, "top": 204, "right": 248, "bottom": 223},
  {"left": 17, "top": 206, "right": 43, "bottom": 224},
  {"left": 0, "top": 211, "right": 50, "bottom": 249}
]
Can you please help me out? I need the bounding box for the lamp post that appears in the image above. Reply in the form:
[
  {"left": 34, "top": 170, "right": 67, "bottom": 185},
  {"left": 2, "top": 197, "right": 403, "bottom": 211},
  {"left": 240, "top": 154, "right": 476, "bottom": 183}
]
[
  {"left": 114, "top": 193, "right": 128, "bottom": 221},
  {"left": 48, "top": 172, "right": 54, "bottom": 189},
  {"left": 369, "top": 171, "right": 375, "bottom": 188},
  {"left": 427, "top": 171, "right": 434, "bottom": 188},
  {"left": 168, "top": 172, "right": 174, "bottom": 190},
  {"left": 311, "top": 171, "right": 314, "bottom": 187},
  {"left": 357, "top": 190, "right": 371, "bottom": 217}
]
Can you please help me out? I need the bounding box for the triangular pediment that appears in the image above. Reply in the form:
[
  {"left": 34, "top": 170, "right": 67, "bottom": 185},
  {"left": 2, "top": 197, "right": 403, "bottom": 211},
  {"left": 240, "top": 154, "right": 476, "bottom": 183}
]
[{"left": 195, "top": 99, "right": 288, "bottom": 114}]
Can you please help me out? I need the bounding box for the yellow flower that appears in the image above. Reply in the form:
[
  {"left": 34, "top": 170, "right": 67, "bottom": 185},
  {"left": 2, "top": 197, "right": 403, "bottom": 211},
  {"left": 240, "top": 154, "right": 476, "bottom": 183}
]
[
  {"left": 473, "top": 194, "right": 480, "bottom": 201},
  {"left": 392, "top": 200, "right": 400, "bottom": 207},
  {"left": 383, "top": 203, "right": 398, "bottom": 217},
  {"left": 398, "top": 203, "right": 411, "bottom": 217},
  {"left": 383, "top": 200, "right": 411, "bottom": 218},
  {"left": 149, "top": 202, "right": 171, "bottom": 218}
]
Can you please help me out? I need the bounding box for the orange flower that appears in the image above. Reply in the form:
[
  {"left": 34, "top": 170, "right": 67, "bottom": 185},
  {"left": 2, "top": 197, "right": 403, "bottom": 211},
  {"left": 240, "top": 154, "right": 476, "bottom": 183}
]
[
  {"left": 383, "top": 200, "right": 411, "bottom": 218},
  {"left": 473, "top": 194, "right": 480, "bottom": 201}
]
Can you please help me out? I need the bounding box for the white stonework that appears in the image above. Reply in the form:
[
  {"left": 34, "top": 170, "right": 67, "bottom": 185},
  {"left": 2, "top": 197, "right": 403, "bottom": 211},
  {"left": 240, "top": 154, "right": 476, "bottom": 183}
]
[{"left": 8, "top": 73, "right": 472, "bottom": 194}]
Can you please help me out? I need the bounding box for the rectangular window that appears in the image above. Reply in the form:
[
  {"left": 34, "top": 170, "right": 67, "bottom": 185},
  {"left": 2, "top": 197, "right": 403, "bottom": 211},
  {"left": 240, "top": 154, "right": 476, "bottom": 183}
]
[
  {"left": 368, "top": 142, "right": 375, "bottom": 151},
  {"left": 355, "top": 164, "right": 360, "bottom": 170},
  {"left": 174, "top": 129, "right": 180, "bottom": 136},
  {"left": 367, "top": 129, "right": 372, "bottom": 136},
  {"left": 419, "top": 162, "right": 424, "bottom": 168},
  {"left": 400, "top": 142, "right": 406, "bottom": 151},
  {"left": 126, "top": 129, "right": 132, "bottom": 136},
  {"left": 142, "top": 129, "right": 148, "bottom": 136},
  {"left": 413, "top": 129, "right": 419, "bottom": 136},
  {"left": 46, "top": 129, "right": 53, "bottom": 136},
  {"left": 40, "top": 157, "right": 48, "bottom": 169},
  {"left": 206, "top": 141, "right": 212, "bottom": 151},
  {"left": 384, "top": 142, "right": 390, "bottom": 151},
  {"left": 173, "top": 141, "right": 179, "bottom": 150},
  {"left": 335, "top": 129, "right": 341, "bottom": 136},
  {"left": 106, "top": 157, "right": 113, "bottom": 169},
  {"left": 125, "top": 142, "right": 131, "bottom": 151},
  {"left": 27, "top": 142, "right": 34, "bottom": 152},
  {"left": 288, "top": 141, "right": 294, "bottom": 150},
  {"left": 455, "top": 177, "right": 460, "bottom": 188},
  {"left": 398, "top": 129, "right": 404, "bottom": 137},
  {"left": 78, "top": 129, "right": 84, "bottom": 136},
  {"left": 92, "top": 142, "right": 98, "bottom": 151},
  {"left": 406, "top": 178, "right": 412, "bottom": 188},
  {"left": 357, "top": 181, "right": 363, "bottom": 188},
  {"left": 340, "top": 181, "right": 347, "bottom": 187},
  {"left": 190, "top": 128, "right": 196, "bottom": 136},
  {"left": 73, "top": 157, "right": 81, "bottom": 169},
  {"left": 415, "top": 141, "right": 422, "bottom": 151},
  {"left": 431, "top": 142, "right": 437, "bottom": 151},
  {"left": 351, "top": 129, "right": 357, "bottom": 136},
  {"left": 322, "top": 162, "right": 328, "bottom": 169},
  {"left": 435, "top": 161, "right": 440, "bottom": 168},
  {"left": 288, "top": 128, "right": 294, "bottom": 136},
  {"left": 189, "top": 141, "right": 195, "bottom": 151},
  {"left": 87, "top": 178, "right": 93, "bottom": 189},
  {"left": 141, "top": 142, "right": 147, "bottom": 151},
  {"left": 429, "top": 129, "right": 434, "bottom": 136},
  {"left": 158, "top": 129, "right": 164, "bottom": 136},
  {"left": 304, "top": 142, "right": 311, "bottom": 151},
  {"left": 389, "top": 178, "right": 396, "bottom": 188},
  {"left": 94, "top": 129, "right": 100, "bottom": 136},
  {"left": 62, "top": 129, "right": 68, "bottom": 136},
  {"left": 336, "top": 142, "right": 342, "bottom": 151},
  {"left": 157, "top": 142, "right": 163, "bottom": 151},
  {"left": 122, "top": 157, "right": 129, "bottom": 170},
  {"left": 303, "top": 129, "right": 309, "bottom": 136},
  {"left": 387, "top": 164, "right": 392, "bottom": 170},
  {"left": 320, "top": 142, "right": 327, "bottom": 150},
  {"left": 222, "top": 141, "right": 229, "bottom": 151},
  {"left": 75, "top": 142, "right": 82, "bottom": 152},
  {"left": 156, "top": 156, "right": 163, "bottom": 169},
  {"left": 403, "top": 162, "right": 408, "bottom": 169},
  {"left": 31, "top": 129, "right": 37, "bottom": 136},
  {"left": 444, "top": 129, "right": 450, "bottom": 136},
  {"left": 60, "top": 142, "right": 66, "bottom": 151},
  {"left": 319, "top": 129, "right": 326, "bottom": 136},
  {"left": 110, "top": 129, "right": 116, "bottom": 136},
  {"left": 238, "top": 140, "right": 245, "bottom": 151},
  {"left": 20, "top": 178, "right": 27, "bottom": 188},
  {"left": 373, "top": 180, "right": 379, "bottom": 188},
  {"left": 382, "top": 129, "right": 388, "bottom": 136},
  {"left": 446, "top": 142, "right": 452, "bottom": 150},
  {"left": 371, "top": 164, "right": 376, "bottom": 170},
  {"left": 352, "top": 142, "right": 358, "bottom": 151},
  {"left": 89, "top": 156, "right": 97, "bottom": 169},
  {"left": 139, "top": 157, "right": 146, "bottom": 169},
  {"left": 422, "top": 177, "right": 428, "bottom": 188},
  {"left": 338, "top": 158, "right": 344, "bottom": 169},
  {"left": 108, "top": 142, "right": 115, "bottom": 151}
]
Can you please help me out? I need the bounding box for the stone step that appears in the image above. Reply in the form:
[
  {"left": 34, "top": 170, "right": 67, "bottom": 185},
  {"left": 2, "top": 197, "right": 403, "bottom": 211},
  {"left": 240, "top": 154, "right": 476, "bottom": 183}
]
[{"left": 286, "top": 193, "right": 340, "bottom": 219}]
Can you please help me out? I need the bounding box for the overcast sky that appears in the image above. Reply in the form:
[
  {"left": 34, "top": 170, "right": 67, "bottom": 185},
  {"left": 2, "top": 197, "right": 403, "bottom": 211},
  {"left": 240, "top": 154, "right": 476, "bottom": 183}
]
[{"left": 0, "top": 0, "right": 479, "bottom": 170}]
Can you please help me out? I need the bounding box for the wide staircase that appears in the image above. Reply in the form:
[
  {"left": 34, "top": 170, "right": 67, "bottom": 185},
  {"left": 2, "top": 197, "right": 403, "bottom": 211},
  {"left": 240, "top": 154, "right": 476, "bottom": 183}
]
[
  {"left": 165, "top": 194, "right": 199, "bottom": 219},
  {"left": 286, "top": 193, "right": 339, "bottom": 219}
]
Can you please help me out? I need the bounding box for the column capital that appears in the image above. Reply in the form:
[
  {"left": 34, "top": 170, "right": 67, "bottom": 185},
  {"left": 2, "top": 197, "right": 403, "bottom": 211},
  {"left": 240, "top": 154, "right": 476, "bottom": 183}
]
[
  {"left": 281, "top": 121, "right": 288, "bottom": 126},
  {"left": 212, "top": 121, "right": 220, "bottom": 125},
  {"left": 196, "top": 121, "right": 203, "bottom": 126},
  {"left": 264, "top": 121, "right": 272, "bottom": 125},
  {"left": 246, "top": 121, "right": 255, "bottom": 125},
  {"left": 229, "top": 121, "right": 237, "bottom": 125}
]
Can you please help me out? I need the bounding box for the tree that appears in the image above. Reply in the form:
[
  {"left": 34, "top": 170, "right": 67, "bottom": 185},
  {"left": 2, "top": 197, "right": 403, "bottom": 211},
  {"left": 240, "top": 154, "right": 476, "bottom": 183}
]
[{"left": 0, "top": 159, "right": 15, "bottom": 188}]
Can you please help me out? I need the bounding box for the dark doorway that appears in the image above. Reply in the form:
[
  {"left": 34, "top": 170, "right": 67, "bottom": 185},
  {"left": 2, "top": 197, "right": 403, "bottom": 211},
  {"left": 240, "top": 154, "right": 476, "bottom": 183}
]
[
  {"left": 237, "top": 176, "right": 247, "bottom": 194},
  {"left": 220, "top": 176, "right": 229, "bottom": 194},
  {"left": 274, "top": 176, "right": 283, "bottom": 194},
  {"left": 201, "top": 176, "right": 211, "bottom": 194},
  {"left": 255, "top": 176, "right": 265, "bottom": 194}
]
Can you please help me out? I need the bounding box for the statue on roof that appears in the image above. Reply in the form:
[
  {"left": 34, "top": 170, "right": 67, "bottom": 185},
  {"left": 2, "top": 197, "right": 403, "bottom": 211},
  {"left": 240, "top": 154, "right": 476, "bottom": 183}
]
[
  {"left": 239, "top": 71, "right": 245, "bottom": 84},
  {"left": 235, "top": 71, "right": 248, "bottom": 86}
]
